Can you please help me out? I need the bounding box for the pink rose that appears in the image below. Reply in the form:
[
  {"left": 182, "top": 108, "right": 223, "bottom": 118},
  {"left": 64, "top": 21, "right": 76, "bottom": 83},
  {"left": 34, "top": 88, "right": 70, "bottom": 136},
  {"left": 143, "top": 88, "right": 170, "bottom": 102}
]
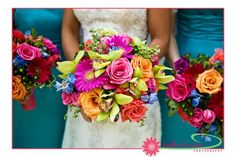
[
  {"left": 166, "top": 75, "right": 191, "bottom": 102},
  {"left": 106, "top": 58, "right": 133, "bottom": 84},
  {"left": 43, "top": 38, "right": 57, "bottom": 50},
  {"left": 121, "top": 99, "right": 148, "bottom": 123},
  {"left": 61, "top": 92, "right": 80, "bottom": 106},
  {"left": 203, "top": 109, "right": 216, "bottom": 124},
  {"left": 189, "top": 108, "right": 204, "bottom": 128},
  {"left": 17, "top": 42, "right": 41, "bottom": 60}
]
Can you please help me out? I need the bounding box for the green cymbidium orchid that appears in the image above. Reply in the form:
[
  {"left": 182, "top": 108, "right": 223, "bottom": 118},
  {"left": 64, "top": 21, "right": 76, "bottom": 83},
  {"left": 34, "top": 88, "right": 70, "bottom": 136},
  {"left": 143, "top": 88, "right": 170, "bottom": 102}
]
[
  {"left": 153, "top": 64, "right": 175, "bottom": 90},
  {"left": 96, "top": 91, "right": 133, "bottom": 122},
  {"left": 87, "top": 49, "right": 123, "bottom": 77},
  {"left": 56, "top": 51, "right": 85, "bottom": 79}
]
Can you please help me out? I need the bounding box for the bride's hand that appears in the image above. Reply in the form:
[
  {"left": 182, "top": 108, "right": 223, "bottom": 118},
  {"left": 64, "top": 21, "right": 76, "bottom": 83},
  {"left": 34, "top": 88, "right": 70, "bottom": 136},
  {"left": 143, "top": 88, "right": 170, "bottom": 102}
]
[
  {"left": 62, "top": 9, "right": 81, "bottom": 61},
  {"left": 148, "top": 9, "right": 172, "bottom": 59}
]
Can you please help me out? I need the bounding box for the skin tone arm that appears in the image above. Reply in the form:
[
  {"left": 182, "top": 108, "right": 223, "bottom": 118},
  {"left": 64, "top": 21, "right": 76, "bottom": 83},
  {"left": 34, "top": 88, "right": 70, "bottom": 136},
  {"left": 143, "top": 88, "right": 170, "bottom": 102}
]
[
  {"left": 165, "top": 10, "right": 180, "bottom": 68},
  {"left": 62, "top": 9, "right": 81, "bottom": 60},
  {"left": 148, "top": 9, "right": 172, "bottom": 59}
]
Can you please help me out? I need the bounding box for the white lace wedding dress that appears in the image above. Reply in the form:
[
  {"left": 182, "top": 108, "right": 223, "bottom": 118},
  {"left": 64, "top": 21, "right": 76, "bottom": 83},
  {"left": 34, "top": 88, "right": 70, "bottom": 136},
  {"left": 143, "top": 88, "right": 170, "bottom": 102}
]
[{"left": 62, "top": 9, "right": 161, "bottom": 148}]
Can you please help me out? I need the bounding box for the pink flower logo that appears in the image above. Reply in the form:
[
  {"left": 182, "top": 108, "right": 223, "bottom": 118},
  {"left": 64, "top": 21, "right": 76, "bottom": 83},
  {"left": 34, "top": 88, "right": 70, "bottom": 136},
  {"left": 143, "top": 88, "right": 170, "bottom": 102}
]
[{"left": 142, "top": 137, "right": 160, "bottom": 157}]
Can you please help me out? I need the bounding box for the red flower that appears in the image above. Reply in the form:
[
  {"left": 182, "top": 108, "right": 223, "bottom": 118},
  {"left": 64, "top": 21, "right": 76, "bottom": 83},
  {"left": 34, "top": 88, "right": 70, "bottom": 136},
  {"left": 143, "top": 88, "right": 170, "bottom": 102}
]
[
  {"left": 208, "top": 88, "right": 224, "bottom": 119},
  {"left": 121, "top": 99, "right": 148, "bottom": 123},
  {"left": 13, "top": 29, "right": 25, "bottom": 43},
  {"left": 27, "top": 58, "right": 52, "bottom": 84},
  {"left": 12, "top": 42, "right": 17, "bottom": 56},
  {"left": 181, "top": 63, "right": 204, "bottom": 89},
  {"left": 47, "top": 54, "right": 60, "bottom": 65}
]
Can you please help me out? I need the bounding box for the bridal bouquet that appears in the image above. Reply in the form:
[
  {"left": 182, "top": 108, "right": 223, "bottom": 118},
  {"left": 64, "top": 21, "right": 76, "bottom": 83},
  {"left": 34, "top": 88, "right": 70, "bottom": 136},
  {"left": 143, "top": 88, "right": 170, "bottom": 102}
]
[
  {"left": 166, "top": 49, "right": 224, "bottom": 139},
  {"left": 12, "top": 29, "right": 60, "bottom": 110},
  {"left": 56, "top": 29, "right": 174, "bottom": 124}
]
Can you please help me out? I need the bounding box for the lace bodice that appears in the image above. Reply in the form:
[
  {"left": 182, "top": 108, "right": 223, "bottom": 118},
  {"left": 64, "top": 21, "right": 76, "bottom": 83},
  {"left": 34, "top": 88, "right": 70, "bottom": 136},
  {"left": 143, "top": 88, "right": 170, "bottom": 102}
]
[{"left": 73, "top": 9, "right": 147, "bottom": 41}]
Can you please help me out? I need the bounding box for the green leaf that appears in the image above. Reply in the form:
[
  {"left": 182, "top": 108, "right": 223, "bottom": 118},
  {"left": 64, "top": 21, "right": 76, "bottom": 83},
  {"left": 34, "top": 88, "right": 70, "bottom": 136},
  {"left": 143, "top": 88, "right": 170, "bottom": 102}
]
[
  {"left": 137, "top": 79, "right": 148, "bottom": 91},
  {"left": 114, "top": 94, "right": 133, "bottom": 105},
  {"left": 158, "top": 84, "right": 168, "bottom": 90},
  {"left": 168, "top": 100, "right": 179, "bottom": 117},
  {"left": 96, "top": 111, "right": 110, "bottom": 122},
  {"left": 74, "top": 51, "right": 84, "bottom": 64},
  {"left": 95, "top": 69, "right": 106, "bottom": 78},
  {"left": 133, "top": 68, "right": 142, "bottom": 78},
  {"left": 34, "top": 41, "right": 43, "bottom": 47},
  {"left": 31, "top": 28, "right": 37, "bottom": 38},
  {"left": 110, "top": 102, "right": 120, "bottom": 122},
  {"left": 155, "top": 75, "right": 175, "bottom": 84}
]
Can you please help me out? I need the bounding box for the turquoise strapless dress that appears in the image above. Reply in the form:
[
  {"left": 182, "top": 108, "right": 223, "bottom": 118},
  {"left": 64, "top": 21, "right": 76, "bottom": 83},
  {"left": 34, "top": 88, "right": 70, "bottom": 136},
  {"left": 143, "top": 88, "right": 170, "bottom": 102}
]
[
  {"left": 160, "top": 9, "right": 223, "bottom": 148},
  {"left": 13, "top": 9, "right": 67, "bottom": 148}
]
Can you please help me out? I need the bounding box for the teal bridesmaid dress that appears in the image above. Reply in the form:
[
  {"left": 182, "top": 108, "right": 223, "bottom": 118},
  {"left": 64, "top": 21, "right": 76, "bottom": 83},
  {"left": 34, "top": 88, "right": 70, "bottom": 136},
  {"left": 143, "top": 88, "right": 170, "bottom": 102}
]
[
  {"left": 160, "top": 9, "right": 223, "bottom": 148},
  {"left": 13, "top": 9, "right": 67, "bottom": 148}
]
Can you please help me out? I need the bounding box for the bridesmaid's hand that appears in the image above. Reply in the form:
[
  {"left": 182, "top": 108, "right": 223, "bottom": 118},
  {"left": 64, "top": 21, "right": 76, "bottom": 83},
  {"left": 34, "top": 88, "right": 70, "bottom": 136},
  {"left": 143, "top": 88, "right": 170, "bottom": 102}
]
[{"left": 165, "top": 9, "right": 180, "bottom": 69}]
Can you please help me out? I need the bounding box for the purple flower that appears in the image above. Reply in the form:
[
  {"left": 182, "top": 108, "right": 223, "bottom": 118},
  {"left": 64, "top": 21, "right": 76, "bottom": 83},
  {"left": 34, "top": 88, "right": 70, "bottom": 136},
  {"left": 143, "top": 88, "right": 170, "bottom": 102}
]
[
  {"left": 147, "top": 78, "right": 157, "bottom": 93},
  {"left": 174, "top": 56, "right": 190, "bottom": 74},
  {"left": 51, "top": 48, "right": 60, "bottom": 55}
]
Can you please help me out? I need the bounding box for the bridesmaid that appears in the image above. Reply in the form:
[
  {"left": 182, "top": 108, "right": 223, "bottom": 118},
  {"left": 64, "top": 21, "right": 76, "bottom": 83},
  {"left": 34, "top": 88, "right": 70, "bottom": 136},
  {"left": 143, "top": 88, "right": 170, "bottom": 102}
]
[
  {"left": 160, "top": 9, "right": 223, "bottom": 147},
  {"left": 13, "top": 9, "right": 67, "bottom": 148}
]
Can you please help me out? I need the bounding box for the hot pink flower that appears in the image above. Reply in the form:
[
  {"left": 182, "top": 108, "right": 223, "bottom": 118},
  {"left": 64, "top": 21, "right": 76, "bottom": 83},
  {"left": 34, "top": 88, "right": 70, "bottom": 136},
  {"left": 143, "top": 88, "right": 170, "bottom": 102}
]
[
  {"left": 17, "top": 42, "right": 41, "bottom": 60},
  {"left": 189, "top": 108, "right": 204, "bottom": 128},
  {"left": 203, "top": 109, "right": 216, "bottom": 124},
  {"left": 61, "top": 92, "right": 80, "bottom": 106},
  {"left": 106, "top": 58, "right": 133, "bottom": 84},
  {"left": 43, "top": 38, "right": 57, "bottom": 50},
  {"left": 166, "top": 75, "right": 191, "bottom": 102}
]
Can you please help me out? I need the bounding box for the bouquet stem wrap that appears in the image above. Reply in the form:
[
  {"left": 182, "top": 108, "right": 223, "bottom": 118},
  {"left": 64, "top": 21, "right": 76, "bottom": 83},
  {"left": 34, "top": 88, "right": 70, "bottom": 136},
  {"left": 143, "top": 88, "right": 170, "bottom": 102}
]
[{"left": 21, "top": 89, "right": 36, "bottom": 111}]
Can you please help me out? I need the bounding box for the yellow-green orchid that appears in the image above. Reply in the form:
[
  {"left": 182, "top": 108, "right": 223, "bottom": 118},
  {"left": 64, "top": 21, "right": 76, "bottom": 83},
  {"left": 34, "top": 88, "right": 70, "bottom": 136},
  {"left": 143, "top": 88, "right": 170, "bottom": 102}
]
[
  {"left": 56, "top": 51, "right": 84, "bottom": 79},
  {"left": 87, "top": 49, "right": 123, "bottom": 78},
  {"left": 153, "top": 64, "right": 175, "bottom": 90}
]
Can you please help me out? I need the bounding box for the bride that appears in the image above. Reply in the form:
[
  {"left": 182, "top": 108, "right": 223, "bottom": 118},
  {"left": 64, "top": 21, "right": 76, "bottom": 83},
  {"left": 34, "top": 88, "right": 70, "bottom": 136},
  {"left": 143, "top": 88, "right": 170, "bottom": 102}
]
[{"left": 61, "top": 9, "right": 171, "bottom": 148}]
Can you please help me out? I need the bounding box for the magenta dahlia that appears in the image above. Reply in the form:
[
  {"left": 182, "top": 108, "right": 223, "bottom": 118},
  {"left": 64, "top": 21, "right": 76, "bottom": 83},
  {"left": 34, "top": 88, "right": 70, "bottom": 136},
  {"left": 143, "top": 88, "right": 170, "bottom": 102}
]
[{"left": 74, "top": 58, "right": 108, "bottom": 92}]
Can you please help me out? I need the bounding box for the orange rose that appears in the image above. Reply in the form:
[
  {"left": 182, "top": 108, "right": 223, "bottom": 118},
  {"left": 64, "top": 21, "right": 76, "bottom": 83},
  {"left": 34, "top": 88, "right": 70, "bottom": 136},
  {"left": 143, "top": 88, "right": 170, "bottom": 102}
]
[
  {"left": 131, "top": 55, "right": 153, "bottom": 82},
  {"left": 78, "top": 89, "right": 102, "bottom": 120},
  {"left": 196, "top": 69, "right": 223, "bottom": 94},
  {"left": 12, "top": 76, "right": 27, "bottom": 100}
]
